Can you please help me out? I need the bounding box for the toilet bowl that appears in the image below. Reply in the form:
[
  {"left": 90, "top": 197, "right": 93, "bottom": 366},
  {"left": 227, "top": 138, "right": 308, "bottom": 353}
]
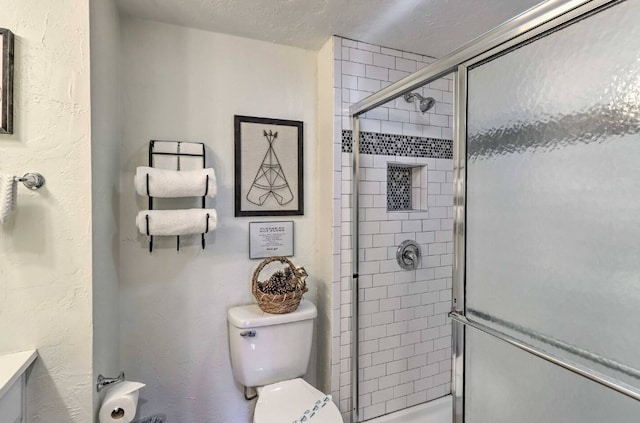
[{"left": 227, "top": 301, "right": 342, "bottom": 423}]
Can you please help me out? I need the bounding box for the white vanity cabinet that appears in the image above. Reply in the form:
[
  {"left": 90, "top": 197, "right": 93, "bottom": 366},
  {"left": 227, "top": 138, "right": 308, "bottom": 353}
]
[{"left": 0, "top": 351, "right": 37, "bottom": 423}]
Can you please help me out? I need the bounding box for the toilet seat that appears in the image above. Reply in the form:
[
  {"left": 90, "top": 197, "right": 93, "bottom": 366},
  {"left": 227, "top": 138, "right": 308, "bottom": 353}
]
[{"left": 254, "top": 378, "right": 342, "bottom": 423}]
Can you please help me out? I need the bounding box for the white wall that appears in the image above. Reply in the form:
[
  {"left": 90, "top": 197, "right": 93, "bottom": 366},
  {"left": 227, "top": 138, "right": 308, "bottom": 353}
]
[
  {"left": 90, "top": 0, "right": 122, "bottom": 416},
  {"left": 118, "top": 16, "right": 318, "bottom": 422},
  {"left": 0, "top": 0, "right": 94, "bottom": 421}
]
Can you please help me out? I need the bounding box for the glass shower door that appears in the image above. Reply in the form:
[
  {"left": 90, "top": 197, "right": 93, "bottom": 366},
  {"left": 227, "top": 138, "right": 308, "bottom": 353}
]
[{"left": 463, "top": 0, "right": 640, "bottom": 421}]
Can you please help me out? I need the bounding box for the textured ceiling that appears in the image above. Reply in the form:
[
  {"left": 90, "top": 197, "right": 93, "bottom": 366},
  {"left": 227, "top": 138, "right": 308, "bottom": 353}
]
[{"left": 116, "top": 0, "right": 544, "bottom": 57}]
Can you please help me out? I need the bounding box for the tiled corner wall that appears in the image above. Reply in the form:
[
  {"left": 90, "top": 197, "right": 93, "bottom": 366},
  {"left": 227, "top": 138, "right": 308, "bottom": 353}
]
[
  {"left": 331, "top": 37, "right": 454, "bottom": 422},
  {"left": 338, "top": 39, "right": 454, "bottom": 140}
]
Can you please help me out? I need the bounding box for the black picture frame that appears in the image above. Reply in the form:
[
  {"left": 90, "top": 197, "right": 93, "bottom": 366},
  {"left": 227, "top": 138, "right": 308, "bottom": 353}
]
[
  {"left": 0, "top": 29, "right": 14, "bottom": 134},
  {"left": 234, "top": 115, "right": 304, "bottom": 217}
]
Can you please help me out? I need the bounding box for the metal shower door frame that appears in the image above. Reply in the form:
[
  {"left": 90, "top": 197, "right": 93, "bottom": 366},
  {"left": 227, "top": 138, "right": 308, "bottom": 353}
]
[{"left": 349, "top": 1, "right": 622, "bottom": 422}]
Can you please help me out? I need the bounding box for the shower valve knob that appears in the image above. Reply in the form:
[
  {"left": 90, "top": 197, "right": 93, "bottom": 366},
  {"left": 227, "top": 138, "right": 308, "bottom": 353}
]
[{"left": 397, "top": 240, "right": 421, "bottom": 270}]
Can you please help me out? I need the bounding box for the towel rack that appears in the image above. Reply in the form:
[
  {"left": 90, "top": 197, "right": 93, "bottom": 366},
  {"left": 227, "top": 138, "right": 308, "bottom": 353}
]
[{"left": 147, "top": 140, "right": 207, "bottom": 253}]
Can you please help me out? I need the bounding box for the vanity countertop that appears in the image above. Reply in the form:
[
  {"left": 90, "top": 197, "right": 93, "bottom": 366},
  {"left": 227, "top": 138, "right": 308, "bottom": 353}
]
[{"left": 0, "top": 350, "right": 37, "bottom": 399}]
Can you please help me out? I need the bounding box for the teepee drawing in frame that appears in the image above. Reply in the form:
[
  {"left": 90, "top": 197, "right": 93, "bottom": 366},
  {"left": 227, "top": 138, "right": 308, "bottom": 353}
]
[{"left": 235, "top": 115, "right": 304, "bottom": 217}]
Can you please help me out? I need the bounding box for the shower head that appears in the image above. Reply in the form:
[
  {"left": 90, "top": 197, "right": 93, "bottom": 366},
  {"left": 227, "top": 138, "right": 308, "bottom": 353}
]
[{"left": 403, "top": 92, "right": 436, "bottom": 113}]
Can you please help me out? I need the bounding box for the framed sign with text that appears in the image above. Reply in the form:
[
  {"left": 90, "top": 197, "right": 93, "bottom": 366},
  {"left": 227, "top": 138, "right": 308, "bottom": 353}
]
[{"left": 249, "top": 221, "right": 294, "bottom": 259}]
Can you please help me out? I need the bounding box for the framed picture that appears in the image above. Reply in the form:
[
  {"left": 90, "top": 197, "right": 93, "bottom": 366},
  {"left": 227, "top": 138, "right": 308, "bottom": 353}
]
[
  {"left": 0, "top": 29, "right": 14, "bottom": 134},
  {"left": 235, "top": 115, "right": 303, "bottom": 216},
  {"left": 249, "top": 221, "right": 294, "bottom": 259}
]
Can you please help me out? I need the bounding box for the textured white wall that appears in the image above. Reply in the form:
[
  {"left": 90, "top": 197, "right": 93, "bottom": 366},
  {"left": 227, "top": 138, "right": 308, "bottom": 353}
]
[
  {"left": 118, "top": 17, "right": 318, "bottom": 423},
  {"left": 90, "top": 0, "right": 122, "bottom": 417},
  {"left": 0, "top": 0, "right": 94, "bottom": 421}
]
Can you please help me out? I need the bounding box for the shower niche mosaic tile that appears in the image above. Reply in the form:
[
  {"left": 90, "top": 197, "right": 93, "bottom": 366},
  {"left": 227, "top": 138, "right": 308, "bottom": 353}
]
[
  {"left": 387, "top": 165, "right": 411, "bottom": 210},
  {"left": 387, "top": 163, "right": 428, "bottom": 211}
]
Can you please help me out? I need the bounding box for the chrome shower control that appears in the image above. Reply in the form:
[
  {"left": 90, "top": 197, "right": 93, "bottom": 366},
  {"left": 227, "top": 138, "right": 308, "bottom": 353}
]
[
  {"left": 397, "top": 240, "right": 421, "bottom": 270},
  {"left": 240, "top": 330, "right": 256, "bottom": 338}
]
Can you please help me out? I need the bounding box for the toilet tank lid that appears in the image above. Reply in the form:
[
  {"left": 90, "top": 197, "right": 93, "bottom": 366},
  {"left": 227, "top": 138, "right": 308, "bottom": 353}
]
[{"left": 228, "top": 300, "right": 317, "bottom": 329}]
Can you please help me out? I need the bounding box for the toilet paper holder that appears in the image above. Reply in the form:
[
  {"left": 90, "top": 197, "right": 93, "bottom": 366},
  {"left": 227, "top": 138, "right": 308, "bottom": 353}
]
[{"left": 97, "top": 371, "right": 126, "bottom": 392}]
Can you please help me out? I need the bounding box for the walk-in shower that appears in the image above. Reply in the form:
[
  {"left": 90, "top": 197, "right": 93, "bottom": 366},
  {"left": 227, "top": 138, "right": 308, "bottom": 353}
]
[
  {"left": 343, "top": 70, "right": 455, "bottom": 422},
  {"left": 347, "top": 0, "right": 640, "bottom": 422}
]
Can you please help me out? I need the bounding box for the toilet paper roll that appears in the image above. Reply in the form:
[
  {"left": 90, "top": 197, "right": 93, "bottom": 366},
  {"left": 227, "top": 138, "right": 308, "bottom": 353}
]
[{"left": 99, "top": 381, "right": 146, "bottom": 423}]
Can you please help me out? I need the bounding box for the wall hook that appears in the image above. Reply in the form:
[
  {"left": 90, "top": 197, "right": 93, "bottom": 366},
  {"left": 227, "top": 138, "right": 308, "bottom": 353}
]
[{"left": 15, "top": 173, "right": 45, "bottom": 190}]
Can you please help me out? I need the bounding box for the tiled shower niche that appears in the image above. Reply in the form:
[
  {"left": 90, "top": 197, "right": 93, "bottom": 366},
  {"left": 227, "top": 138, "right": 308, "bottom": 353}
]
[
  {"left": 387, "top": 163, "right": 428, "bottom": 212},
  {"left": 387, "top": 165, "right": 412, "bottom": 211}
]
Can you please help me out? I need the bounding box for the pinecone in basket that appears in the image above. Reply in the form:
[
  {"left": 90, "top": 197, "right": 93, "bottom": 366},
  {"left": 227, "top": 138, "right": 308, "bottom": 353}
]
[{"left": 258, "top": 268, "right": 298, "bottom": 295}]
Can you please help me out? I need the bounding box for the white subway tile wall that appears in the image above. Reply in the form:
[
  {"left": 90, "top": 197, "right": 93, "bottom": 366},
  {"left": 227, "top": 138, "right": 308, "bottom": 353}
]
[{"left": 332, "top": 37, "right": 454, "bottom": 422}]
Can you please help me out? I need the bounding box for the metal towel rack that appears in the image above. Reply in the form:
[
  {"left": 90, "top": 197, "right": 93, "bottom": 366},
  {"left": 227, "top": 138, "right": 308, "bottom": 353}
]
[
  {"left": 449, "top": 310, "right": 640, "bottom": 403},
  {"left": 146, "top": 140, "right": 208, "bottom": 253}
]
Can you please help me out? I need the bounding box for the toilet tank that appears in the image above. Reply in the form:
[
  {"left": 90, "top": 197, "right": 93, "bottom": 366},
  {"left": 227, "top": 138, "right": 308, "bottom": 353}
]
[{"left": 227, "top": 300, "right": 317, "bottom": 388}]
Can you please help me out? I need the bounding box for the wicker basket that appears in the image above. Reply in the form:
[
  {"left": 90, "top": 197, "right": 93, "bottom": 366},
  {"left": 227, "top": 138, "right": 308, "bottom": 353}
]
[{"left": 252, "top": 256, "right": 308, "bottom": 314}]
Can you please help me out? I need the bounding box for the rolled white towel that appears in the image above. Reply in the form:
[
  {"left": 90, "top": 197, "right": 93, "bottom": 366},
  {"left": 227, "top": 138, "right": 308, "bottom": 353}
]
[
  {"left": 134, "top": 167, "right": 217, "bottom": 198},
  {"left": 0, "top": 174, "right": 17, "bottom": 224},
  {"left": 136, "top": 209, "right": 217, "bottom": 236}
]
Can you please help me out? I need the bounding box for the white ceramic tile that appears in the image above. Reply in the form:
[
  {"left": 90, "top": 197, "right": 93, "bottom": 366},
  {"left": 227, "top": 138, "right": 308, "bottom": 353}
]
[
  {"left": 342, "top": 74, "right": 358, "bottom": 90},
  {"left": 365, "top": 65, "right": 389, "bottom": 81},
  {"left": 429, "top": 113, "right": 449, "bottom": 127},
  {"left": 388, "top": 108, "right": 410, "bottom": 123},
  {"left": 423, "top": 125, "right": 442, "bottom": 139},
  {"left": 403, "top": 51, "right": 423, "bottom": 61},
  {"left": 396, "top": 57, "right": 417, "bottom": 73},
  {"left": 349, "top": 48, "right": 373, "bottom": 65},
  {"left": 342, "top": 61, "right": 366, "bottom": 77},
  {"left": 357, "top": 42, "right": 380, "bottom": 53},
  {"left": 363, "top": 403, "right": 386, "bottom": 421},
  {"left": 360, "top": 118, "right": 381, "bottom": 133},
  {"left": 386, "top": 397, "right": 407, "bottom": 413},
  {"left": 380, "top": 46, "right": 402, "bottom": 57},
  {"left": 373, "top": 53, "right": 396, "bottom": 69},
  {"left": 371, "top": 387, "right": 394, "bottom": 404},
  {"left": 429, "top": 78, "right": 449, "bottom": 91},
  {"left": 363, "top": 106, "right": 388, "bottom": 121},
  {"left": 402, "top": 123, "right": 423, "bottom": 137},
  {"left": 342, "top": 38, "right": 358, "bottom": 47}
]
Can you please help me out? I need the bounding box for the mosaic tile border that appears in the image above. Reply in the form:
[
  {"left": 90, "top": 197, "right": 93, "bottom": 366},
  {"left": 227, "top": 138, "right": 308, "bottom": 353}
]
[{"left": 342, "top": 130, "right": 453, "bottom": 159}]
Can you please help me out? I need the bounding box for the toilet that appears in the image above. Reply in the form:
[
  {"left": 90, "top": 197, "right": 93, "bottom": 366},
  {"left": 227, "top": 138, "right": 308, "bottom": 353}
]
[{"left": 228, "top": 300, "right": 342, "bottom": 423}]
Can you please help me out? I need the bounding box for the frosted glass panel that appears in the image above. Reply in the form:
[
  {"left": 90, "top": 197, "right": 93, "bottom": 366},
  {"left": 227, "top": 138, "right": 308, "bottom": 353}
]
[
  {"left": 465, "top": 0, "right": 640, "bottom": 418},
  {"left": 466, "top": 331, "right": 640, "bottom": 423}
]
